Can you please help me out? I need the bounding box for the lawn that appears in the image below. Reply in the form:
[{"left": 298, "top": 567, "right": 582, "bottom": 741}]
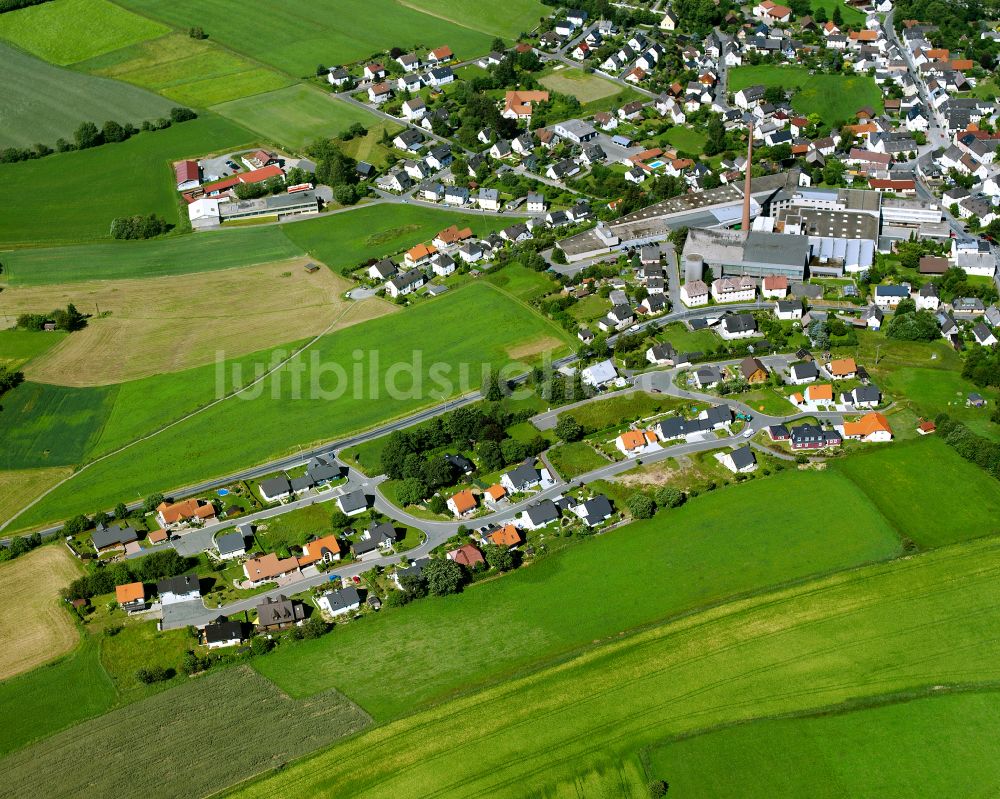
[
  {"left": 8, "top": 259, "right": 394, "bottom": 385},
  {"left": 0, "top": 381, "right": 119, "bottom": 469},
  {"left": 728, "top": 66, "right": 881, "bottom": 126},
  {"left": 0, "top": 226, "right": 303, "bottom": 285},
  {"left": 254, "top": 501, "right": 339, "bottom": 554},
  {"left": 0, "top": 546, "right": 83, "bottom": 679},
  {"left": 646, "top": 691, "right": 1000, "bottom": 798},
  {"left": 547, "top": 441, "right": 610, "bottom": 479},
  {"left": 397, "top": 0, "right": 543, "bottom": 38},
  {"left": 834, "top": 437, "right": 1000, "bottom": 548},
  {"left": 0, "top": 636, "right": 114, "bottom": 756},
  {"left": 660, "top": 125, "right": 708, "bottom": 155},
  {"left": 486, "top": 264, "right": 560, "bottom": 302},
  {"left": 253, "top": 469, "right": 901, "bottom": 721},
  {"left": 0, "top": 41, "right": 174, "bottom": 149},
  {"left": 212, "top": 85, "right": 382, "bottom": 150},
  {"left": 0, "top": 0, "right": 168, "bottom": 65},
  {"left": 0, "top": 330, "right": 68, "bottom": 369},
  {"left": 113, "top": 0, "right": 499, "bottom": 75},
  {"left": 741, "top": 387, "right": 799, "bottom": 415},
  {"left": 231, "top": 527, "right": 1000, "bottom": 798},
  {"left": 567, "top": 293, "right": 610, "bottom": 322},
  {"left": 16, "top": 283, "right": 572, "bottom": 527},
  {"left": 76, "top": 31, "right": 294, "bottom": 107},
  {"left": 540, "top": 68, "right": 623, "bottom": 104},
  {"left": 0, "top": 665, "right": 372, "bottom": 799},
  {"left": 283, "top": 204, "right": 518, "bottom": 274},
  {"left": 0, "top": 114, "right": 257, "bottom": 247},
  {"left": 561, "top": 390, "right": 688, "bottom": 434},
  {"left": 657, "top": 321, "right": 719, "bottom": 353},
  {"left": 336, "top": 121, "right": 402, "bottom": 169},
  {"left": 882, "top": 365, "right": 1000, "bottom": 441},
  {"left": 807, "top": 0, "right": 866, "bottom": 25}
]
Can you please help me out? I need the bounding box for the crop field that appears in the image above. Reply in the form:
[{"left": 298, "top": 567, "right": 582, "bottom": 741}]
[
  {"left": 212, "top": 85, "right": 382, "bottom": 150},
  {"left": 283, "top": 204, "right": 518, "bottom": 274},
  {"left": 253, "top": 469, "right": 900, "bottom": 721},
  {"left": 0, "top": 41, "right": 175, "bottom": 150},
  {"left": 0, "top": 0, "right": 168, "bottom": 65},
  {"left": 547, "top": 441, "right": 609, "bottom": 479},
  {"left": 113, "top": 0, "right": 497, "bottom": 75},
  {"left": 0, "top": 467, "right": 74, "bottom": 525},
  {"left": 0, "top": 226, "right": 304, "bottom": 285},
  {"left": 834, "top": 437, "right": 1000, "bottom": 548},
  {"left": 0, "top": 115, "right": 256, "bottom": 247},
  {"left": 0, "top": 637, "right": 114, "bottom": 756},
  {"left": 646, "top": 691, "right": 1000, "bottom": 797},
  {"left": 0, "top": 330, "right": 67, "bottom": 369},
  {"left": 398, "top": 0, "right": 544, "bottom": 37},
  {"left": 0, "top": 665, "right": 371, "bottom": 799},
  {"left": 728, "top": 66, "right": 881, "bottom": 125},
  {"left": 0, "top": 546, "right": 83, "bottom": 679},
  {"left": 77, "top": 32, "right": 294, "bottom": 107},
  {"left": 0, "top": 381, "right": 118, "bottom": 470},
  {"left": 540, "top": 68, "right": 623, "bottom": 103},
  {"left": 5, "top": 259, "right": 395, "bottom": 385},
  {"left": 485, "top": 265, "right": 560, "bottom": 302},
  {"left": 16, "top": 284, "right": 572, "bottom": 527},
  {"left": 234, "top": 535, "right": 1000, "bottom": 798}
]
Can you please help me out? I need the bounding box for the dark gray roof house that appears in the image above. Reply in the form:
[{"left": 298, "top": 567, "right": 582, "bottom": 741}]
[
  {"left": 307, "top": 455, "right": 341, "bottom": 484},
  {"left": 576, "top": 495, "right": 613, "bottom": 526},
  {"left": 256, "top": 595, "right": 306, "bottom": 629},
  {"left": 525, "top": 499, "right": 560, "bottom": 527},
  {"left": 157, "top": 574, "right": 200, "bottom": 598},
  {"left": 321, "top": 586, "right": 361, "bottom": 614},
  {"left": 337, "top": 490, "right": 368, "bottom": 515},
  {"left": 790, "top": 361, "right": 819, "bottom": 382},
  {"left": 216, "top": 531, "right": 248, "bottom": 558},
  {"left": 445, "top": 453, "right": 475, "bottom": 474},
  {"left": 259, "top": 475, "right": 291, "bottom": 500},
  {"left": 729, "top": 445, "right": 756, "bottom": 471},
  {"left": 204, "top": 617, "right": 248, "bottom": 647},
  {"left": 503, "top": 462, "right": 541, "bottom": 491},
  {"left": 92, "top": 524, "right": 140, "bottom": 551}
]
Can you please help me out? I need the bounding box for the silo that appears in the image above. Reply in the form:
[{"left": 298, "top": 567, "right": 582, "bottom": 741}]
[{"left": 685, "top": 253, "right": 704, "bottom": 283}]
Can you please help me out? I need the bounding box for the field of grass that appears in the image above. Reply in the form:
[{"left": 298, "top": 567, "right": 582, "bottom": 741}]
[
  {"left": 0, "top": 665, "right": 371, "bottom": 799},
  {"left": 0, "top": 330, "right": 68, "bottom": 369},
  {"left": 485, "top": 264, "right": 560, "bottom": 302},
  {"left": 660, "top": 125, "right": 708, "bottom": 155},
  {"left": 6, "top": 259, "right": 395, "bottom": 385},
  {"left": 567, "top": 293, "right": 609, "bottom": 322},
  {"left": 657, "top": 321, "right": 719, "bottom": 353},
  {"left": 0, "top": 466, "right": 74, "bottom": 525},
  {"left": 0, "top": 41, "right": 174, "bottom": 150},
  {"left": 0, "top": 636, "right": 114, "bottom": 755},
  {"left": 0, "top": 546, "right": 83, "bottom": 679},
  {"left": 0, "top": 0, "right": 168, "bottom": 65},
  {"left": 0, "top": 381, "right": 118, "bottom": 469},
  {"left": 283, "top": 205, "right": 518, "bottom": 274},
  {"left": 16, "top": 284, "right": 572, "bottom": 527},
  {"left": 253, "top": 469, "right": 900, "bottom": 721},
  {"left": 547, "top": 441, "right": 610, "bottom": 479},
  {"left": 398, "top": 0, "right": 544, "bottom": 38},
  {"left": 255, "top": 500, "right": 338, "bottom": 553},
  {"left": 114, "top": 0, "right": 498, "bottom": 75},
  {"left": 540, "top": 68, "right": 623, "bottom": 103},
  {"left": 0, "top": 114, "right": 256, "bottom": 247},
  {"left": 212, "top": 85, "right": 381, "bottom": 150},
  {"left": 232, "top": 525, "right": 1000, "bottom": 798},
  {"left": 97, "top": 616, "right": 193, "bottom": 701},
  {"left": 647, "top": 691, "right": 1000, "bottom": 797},
  {"left": 882, "top": 365, "right": 1000, "bottom": 441},
  {"left": 729, "top": 66, "right": 882, "bottom": 126},
  {"left": 808, "top": 0, "right": 866, "bottom": 25},
  {"left": 336, "top": 121, "right": 402, "bottom": 169},
  {"left": 741, "top": 387, "right": 799, "bottom": 415},
  {"left": 560, "top": 390, "right": 687, "bottom": 434},
  {"left": 834, "top": 437, "right": 1000, "bottom": 548},
  {"left": 76, "top": 31, "right": 294, "bottom": 107},
  {"left": 0, "top": 226, "right": 303, "bottom": 285}
]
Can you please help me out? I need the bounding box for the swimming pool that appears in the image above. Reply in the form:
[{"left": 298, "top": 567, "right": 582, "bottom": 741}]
[
  {"left": 646, "top": 159, "right": 665, "bottom": 169},
  {"left": 217, "top": 488, "right": 229, "bottom": 496}
]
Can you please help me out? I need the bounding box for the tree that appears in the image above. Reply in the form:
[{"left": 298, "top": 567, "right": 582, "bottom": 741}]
[
  {"left": 395, "top": 477, "right": 428, "bottom": 507},
  {"left": 648, "top": 779, "right": 669, "bottom": 798},
  {"left": 483, "top": 543, "right": 514, "bottom": 572},
  {"left": 555, "top": 415, "right": 585, "bottom": 442},
  {"left": 626, "top": 493, "right": 656, "bottom": 519},
  {"left": 143, "top": 493, "right": 165, "bottom": 514},
  {"left": 485, "top": 371, "right": 505, "bottom": 402},
  {"left": 101, "top": 120, "right": 128, "bottom": 143},
  {"left": 302, "top": 613, "right": 329, "bottom": 638},
  {"left": 188, "top": 26, "right": 206, "bottom": 39},
  {"left": 399, "top": 573, "right": 429, "bottom": 599},
  {"left": 424, "top": 558, "right": 465, "bottom": 596},
  {"left": 169, "top": 107, "right": 197, "bottom": 123},
  {"left": 423, "top": 457, "right": 456, "bottom": 489},
  {"left": 884, "top": 309, "right": 941, "bottom": 341},
  {"left": 316, "top": 63, "right": 328, "bottom": 76},
  {"left": 491, "top": 36, "right": 505, "bottom": 52},
  {"left": 329, "top": 509, "right": 351, "bottom": 530},
  {"left": 250, "top": 636, "right": 274, "bottom": 656},
  {"left": 703, "top": 115, "right": 726, "bottom": 156},
  {"left": 893, "top": 297, "right": 916, "bottom": 316},
  {"left": 831, "top": 3, "right": 842, "bottom": 23},
  {"left": 763, "top": 85, "right": 785, "bottom": 104},
  {"left": 477, "top": 440, "right": 504, "bottom": 471},
  {"left": 62, "top": 514, "right": 92, "bottom": 536},
  {"left": 428, "top": 495, "right": 448, "bottom": 515},
  {"left": 654, "top": 486, "right": 685, "bottom": 508},
  {"left": 74, "top": 121, "right": 102, "bottom": 149}
]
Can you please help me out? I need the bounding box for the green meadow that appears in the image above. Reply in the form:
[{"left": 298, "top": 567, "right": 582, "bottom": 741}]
[
  {"left": 0, "top": 330, "right": 68, "bottom": 369},
  {"left": 0, "top": 41, "right": 174, "bottom": 149},
  {"left": 728, "top": 66, "right": 882, "bottom": 125},
  {"left": 254, "top": 469, "right": 901, "bottom": 721},
  {"left": 230, "top": 536, "right": 1000, "bottom": 798},
  {"left": 0, "top": 114, "right": 256, "bottom": 247},
  {"left": 485, "top": 265, "right": 561, "bottom": 301},
  {"left": 647, "top": 691, "right": 1000, "bottom": 797},
  {"left": 212, "top": 85, "right": 383, "bottom": 150},
  {"left": 16, "top": 284, "right": 572, "bottom": 527},
  {"left": 0, "top": 227, "right": 304, "bottom": 285}
]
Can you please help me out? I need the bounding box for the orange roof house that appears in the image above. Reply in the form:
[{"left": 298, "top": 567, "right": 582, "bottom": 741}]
[
  {"left": 157, "top": 498, "right": 216, "bottom": 526},
  {"left": 429, "top": 45, "right": 454, "bottom": 60},
  {"left": 405, "top": 243, "right": 437, "bottom": 264},
  {"left": 116, "top": 582, "right": 146, "bottom": 606},
  {"left": 617, "top": 429, "right": 657, "bottom": 452},
  {"left": 917, "top": 419, "right": 937, "bottom": 435},
  {"left": 925, "top": 47, "right": 949, "bottom": 60},
  {"left": 447, "top": 489, "right": 477, "bottom": 516},
  {"left": 828, "top": 358, "right": 857, "bottom": 377},
  {"left": 244, "top": 553, "right": 300, "bottom": 584},
  {"left": 843, "top": 412, "right": 893, "bottom": 440},
  {"left": 447, "top": 543, "right": 485, "bottom": 567},
  {"left": 805, "top": 384, "right": 834, "bottom": 402},
  {"left": 487, "top": 524, "right": 522, "bottom": 548},
  {"left": 503, "top": 90, "right": 549, "bottom": 118},
  {"left": 849, "top": 30, "right": 878, "bottom": 42},
  {"left": 434, "top": 225, "right": 473, "bottom": 245},
  {"left": 484, "top": 484, "right": 507, "bottom": 502},
  {"left": 147, "top": 528, "right": 168, "bottom": 544},
  {"left": 763, "top": 275, "right": 789, "bottom": 292},
  {"left": 299, "top": 534, "right": 341, "bottom": 565}
]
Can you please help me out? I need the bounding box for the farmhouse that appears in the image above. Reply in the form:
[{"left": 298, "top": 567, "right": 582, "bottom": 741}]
[
  {"left": 720, "top": 314, "right": 757, "bottom": 341},
  {"left": 300, "top": 534, "right": 342, "bottom": 564},
  {"left": 448, "top": 543, "right": 486, "bottom": 567},
  {"left": 503, "top": 90, "right": 549, "bottom": 120},
  {"left": 739, "top": 356, "right": 768, "bottom": 383},
  {"left": 616, "top": 429, "right": 659, "bottom": 456},
  {"left": 827, "top": 358, "right": 858, "bottom": 379},
  {"left": 520, "top": 500, "right": 560, "bottom": 531},
  {"left": 173, "top": 160, "right": 200, "bottom": 191},
  {"left": 387, "top": 268, "right": 428, "bottom": 298},
  {"left": 485, "top": 524, "right": 522, "bottom": 548},
  {"left": 352, "top": 522, "right": 396, "bottom": 561},
  {"left": 790, "top": 423, "right": 842, "bottom": 449},
  {"left": 216, "top": 530, "right": 248, "bottom": 560},
  {"left": 91, "top": 523, "right": 140, "bottom": 554},
  {"left": 501, "top": 461, "right": 548, "bottom": 493},
  {"left": 337, "top": 490, "right": 368, "bottom": 516},
  {"left": 572, "top": 495, "right": 614, "bottom": 527}
]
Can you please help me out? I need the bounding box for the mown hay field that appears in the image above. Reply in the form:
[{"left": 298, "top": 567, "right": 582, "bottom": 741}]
[
  {"left": 0, "top": 41, "right": 174, "bottom": 149},
  {"left": 0, "top": 546, "right": 83, "bottom": 679},
  {"left": 0, "top": 226, "right": 304, "bottom": 286},
  {"left": 230, "top": 536, "right": 1000, "bottom": 798},
  {"left": 0, "top": 665, "right": 371, "bottom": 799},
  {"left": 254, "top": 469, "right": 901, "bottom": 721},
  {"left": 0, "top": 466, "right": 73, "bottom": 526},
  {"left": 3, "top": 259, "right": 397, "bottom": 385}
]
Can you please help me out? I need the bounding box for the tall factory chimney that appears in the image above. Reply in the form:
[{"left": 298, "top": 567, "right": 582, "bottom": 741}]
[{"left": 741, "top": 120, "right": 753, "bottom": 236}]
